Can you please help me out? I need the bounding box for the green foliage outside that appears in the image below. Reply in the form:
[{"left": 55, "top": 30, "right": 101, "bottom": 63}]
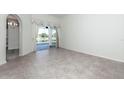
[
  {"left": 36, "top": 33, "right": 49, "bottom": 43},
  {"left": 36, "top": 32, "right": 57, "bottom": 44}
]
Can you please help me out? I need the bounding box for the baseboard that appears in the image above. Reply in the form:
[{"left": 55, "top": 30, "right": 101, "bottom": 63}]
[
  {"left": 0, "top": 60, "right": 7, "bottom": 65},
  {"left": 81, "top": 51, "right": 124, "bottom": 63},
  {"left": 60, "top": 47, "right": 124, "bottom": 63}
]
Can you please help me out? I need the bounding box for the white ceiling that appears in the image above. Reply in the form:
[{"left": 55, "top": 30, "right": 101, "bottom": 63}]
[{"left": 49, "top": 14, "right": 67, "bottom": 18}]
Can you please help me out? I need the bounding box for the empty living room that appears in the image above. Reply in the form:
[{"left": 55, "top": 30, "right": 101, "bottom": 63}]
[
  {"left": 1, "top": 0, "right": 124, "bottom": 93},
  {"left": 0, "top": 14, "right": 124, "bottom": 79}
]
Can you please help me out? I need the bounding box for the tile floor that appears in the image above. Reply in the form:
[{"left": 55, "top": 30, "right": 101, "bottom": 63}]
[
  {"left": 6, "top": 49, "right": 19, "bottom": 61},
  {"left": 0, "top": 48, "right": 124, "bottom": 79}
]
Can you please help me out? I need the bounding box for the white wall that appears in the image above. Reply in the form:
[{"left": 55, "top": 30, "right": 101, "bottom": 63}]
[
  {"left": 60, "top": 15, "right": 124, "bottom": 62},
  {"left": 0, "top": 14, "right": 6, "bottom": 65},
  {"left": 0, "top": 14, "right": 33, "bottom": 65},
  {"left": 32, "top": 14, "right": 60, "bottom": 26},
  {"left": 20, "top": 14, "right": 32, "bottom": 55},
  {"left": 8, "top": 25, "right": 19, "bottom": 50}
]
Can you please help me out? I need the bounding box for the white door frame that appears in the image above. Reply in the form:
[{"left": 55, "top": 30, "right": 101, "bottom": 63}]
[{"left": 32, "top": 22, "right": 60, "bottom": 51}]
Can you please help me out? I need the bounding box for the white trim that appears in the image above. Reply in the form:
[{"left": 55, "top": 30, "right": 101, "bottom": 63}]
[
  {"left": 0, "top": 60, "right": 7, "bottom": 65},
  {"left": 61, "top": 47, "right": 124, "bottom": 63}
]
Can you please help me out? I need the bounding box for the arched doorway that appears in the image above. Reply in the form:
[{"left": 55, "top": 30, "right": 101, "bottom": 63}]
[{"left": 6, "top": 14, "right": 22, "bottom": 61}]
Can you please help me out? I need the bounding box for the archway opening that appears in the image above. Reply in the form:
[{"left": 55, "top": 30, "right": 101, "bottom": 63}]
[{"left": 6, "top": 14, "right": 21, "bottom": 61}]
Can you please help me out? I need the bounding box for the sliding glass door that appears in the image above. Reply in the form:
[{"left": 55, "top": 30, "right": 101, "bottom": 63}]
[
  {"left": 51, "top": 29, "right": 57, "bottom": 47},
  {"left": 36, "top": 27, "right": 49, "bottom": 51},
  {"left": 36, "top": 26, "right": 57, "bottom": 51}
]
